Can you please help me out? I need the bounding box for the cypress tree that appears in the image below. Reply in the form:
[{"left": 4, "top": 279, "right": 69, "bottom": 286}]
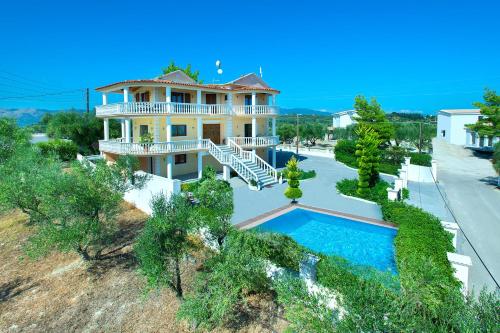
[{"left": 355, "top": 125, "right": 382, "bottom": 196}]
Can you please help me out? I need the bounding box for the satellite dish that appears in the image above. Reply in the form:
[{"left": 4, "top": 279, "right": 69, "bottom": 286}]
[
  {"left": 217, "top": 68, "right": 223, "bottom": 75},
  {"left": 215, "top": 60, "right": 221, "bottom": 67}
]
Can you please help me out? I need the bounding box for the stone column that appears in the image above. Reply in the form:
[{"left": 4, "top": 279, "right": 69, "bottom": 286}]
[
  {"left": 252, "top": 117, "right": 257, "bottom": 158},
  {"left": 125, "top": 118, "right": 131, "bottom": 143},
  {"left": 272, "top": 147, "right": 277, "bottom": 168},
  {"left": 166, "top": 116, "right": 172, "bottom": 142},
  {"left": 271, "top": 117, "right": 276, "bottom": 137},
  {"left": 153, "top": 117, "right": 160, "bottom": 142},
  {"left": 121, "top": 119, "right": 125, "bottom": 139},
  {"left": 166, "top": 155, "right": 173, "bottom": 179},
  {"left": 197, "top": 152, "right": 203, "bottom": 179},
  {"left": 103, "top": 118, "right": 109, "bottom": 141},
  {"left": 197, "top": 117, "right": 202, "bottom": 146},
  {"left": 123, "top": 87, "right": 129, "bottom": 103},
  {"left": 447, "top": 252, "right": 472, "bottom": 295},
  {"left": 223, "top": 165, "right": 230, "bottom": 181},
  {"left": 387, "top": 188, "right": 399, "bottom": 201},
  {"left": 102, "top": 93, "right": 108, "bottom": 105}
]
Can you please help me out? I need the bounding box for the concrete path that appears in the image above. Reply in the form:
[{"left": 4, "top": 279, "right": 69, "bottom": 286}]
[
  {"left": 432, "top": 138, "right": 500, "bottom": 292},
  {"left": 231, "top": 151, "right": 385, "bottom": 225}
]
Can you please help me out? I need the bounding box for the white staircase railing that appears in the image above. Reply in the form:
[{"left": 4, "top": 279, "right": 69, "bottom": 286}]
[
  {"left": 206, "top": 140, "right": 260, "bottom": 187},
  {"left": 227, "top": 138, "right": 278, "bottom": 182}
]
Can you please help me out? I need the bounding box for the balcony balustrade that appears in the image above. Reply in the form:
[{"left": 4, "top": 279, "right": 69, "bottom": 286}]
[
  {"left": 227, "top": 136, "right": 279, "bottom": 147},
  {"left": 99, "top": 138, "right": 210, "bottom": 155},
  {"left": 95, "top": 102, "right": 278, "bottom": 117}
]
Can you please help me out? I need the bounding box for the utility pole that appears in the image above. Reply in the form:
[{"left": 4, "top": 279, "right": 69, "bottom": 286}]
[
  {"left": 418, "top": 121, "right": 423, "bottom": 153},
  {"left": 296, "top": 113, "right": 300, "bottom": 156},
  {"left": 86, "top": 88, "right": 90, "bottom": 113}
]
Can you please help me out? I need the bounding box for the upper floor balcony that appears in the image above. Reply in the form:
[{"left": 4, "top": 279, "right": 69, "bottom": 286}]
[{"left": 95, "top": 102, "right": 279, "bottom": 118}]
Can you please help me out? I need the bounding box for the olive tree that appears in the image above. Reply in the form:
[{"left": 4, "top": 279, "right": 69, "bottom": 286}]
[
  {"left": 195, "top": 178, "right": 234, "bottom": 248},
  {"left": 135, "top": 194, "right": 196, "bottom": 298},
  {"left": 26, "top": 157, "right": 146, "bottom": 261}
]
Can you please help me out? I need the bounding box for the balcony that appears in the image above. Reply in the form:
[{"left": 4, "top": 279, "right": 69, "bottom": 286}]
[
  {"left": 95, "top": 102, "right": 278, "bottom": 118},
  {"left": 227, "top": 136, "right": 279, "bottom": 148},
  {"left": 99, "top": 138, "right": 210, "bottom": 156}
]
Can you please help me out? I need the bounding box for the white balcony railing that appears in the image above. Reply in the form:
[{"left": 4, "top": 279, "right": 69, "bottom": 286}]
[
  {"left": 232, "top": 105, "right": 278, "bottom": 116},
  {"left": 99, "top": 139, "right": 210, "bottom": 155},
  {"left": 227, "top": 136, "right": 279, "bottom": 147},
  {"left": 95, "top": 102, "right": 278, "bottom": 117}
]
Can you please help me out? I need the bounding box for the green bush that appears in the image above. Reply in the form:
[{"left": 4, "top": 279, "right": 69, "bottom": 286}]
[
  {"left": 180, "top": 181, "right": 200, "bottom": 192},
  {"left": 378, "top": 162, "right": 400, "bottom": 175},
  {"left": 177, "top": 231, "right": 270, "bottom": 330},
  {"left": 334, "top": 140, "right": 358, "bottom": 168},
  {"left": 281, "top": 168, "right": 316, "bottom": 180},
  {"left": 336, "top": 178, "right": 390, "bottom": 202},
  {"left": 409, "top": 152, "right": 432, "bottom": 166},
  {"left": 231, "top": 230, "right": 306, "bottom": 271},
  {"left": 36, "top": 139, "right": 78, "bottom": 161}
]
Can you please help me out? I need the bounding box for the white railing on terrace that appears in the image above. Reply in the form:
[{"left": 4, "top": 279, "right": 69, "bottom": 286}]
[
  {"left": 99, "top": 139, "right": 210, "bottom": 155},
  {"left": 232, "top": 105, "right": 278, "bottom": 116},
  {"left": 227, "top": 136, "right": 279, "bottom": 147},
  {"left": 227, "top": 138, "right": 278, "bottom": 182},
  {"left": 95, "top": 102, "right": 278, "bottom": 117}
]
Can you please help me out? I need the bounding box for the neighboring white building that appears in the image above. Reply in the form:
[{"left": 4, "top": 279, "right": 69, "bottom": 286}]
[
  {"left": 437, "top": 109, "right": 498, "bottom": 150},
  {"left": 332, "top": 110, "right": 357, "bottom": 129}
]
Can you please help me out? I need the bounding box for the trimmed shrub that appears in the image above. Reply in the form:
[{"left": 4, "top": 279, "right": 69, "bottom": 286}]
[
  {"left": 336, "top": 178, "right": 390, "bottom": 202},
  {"left": 409, "top": 152, "right": 432, "bottom": 166},
  {"left": 36, "top": 139, "right": 78, "bottom": 161},
  {"left": 180, "top": 181, "right": 200, "bottom": 193},
  {"left": 334, "top": 139, "right": 358, "bottom": 168}
]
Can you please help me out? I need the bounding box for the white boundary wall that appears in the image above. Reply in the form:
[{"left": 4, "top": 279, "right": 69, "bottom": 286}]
[{"left": 124, "top": 171, "right": 180, "bottom": 215}]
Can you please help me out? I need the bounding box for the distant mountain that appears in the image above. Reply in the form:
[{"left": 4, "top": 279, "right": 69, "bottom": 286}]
[
  {"left": 0, "top": 108, "right": 85, "bottom": 127},
  {"left": 279, "top": 107, "right": 334, "bottom": 115}
]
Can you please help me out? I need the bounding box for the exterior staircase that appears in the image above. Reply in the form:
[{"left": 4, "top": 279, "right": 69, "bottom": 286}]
[{"left": 206, "top": 139, "right": 278, "bottom": 189}]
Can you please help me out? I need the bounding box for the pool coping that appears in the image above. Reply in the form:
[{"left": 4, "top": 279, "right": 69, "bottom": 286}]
[{"left": 235, "top": 203, "right": 398, "bottom": 230}]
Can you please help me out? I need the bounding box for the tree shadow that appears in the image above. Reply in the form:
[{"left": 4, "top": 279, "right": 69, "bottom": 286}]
[
  {"left": 469, "top": 149, "right": 494, "bottom": 160},
  {"left": 86, "top": 218, "right": 145, "bottom": 277},
  {"left": 0, "top": 277, "right": 39, "bottom": 303},
  {"left": 479, "top": 176, "right": 500, "bottom": 188}
]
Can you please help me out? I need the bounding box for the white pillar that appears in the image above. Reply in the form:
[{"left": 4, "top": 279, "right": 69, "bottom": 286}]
[
  {"left": 272, "top": 117, "right": 276, "bottom": 137},
  {"left": 166, "top": 155, "right": 173, "bottom": 179},
  {"left": 227, "top": 93, "right": 233, "bottom": 114},
  {"left": 226, "top": 117, "right": 233, "bottom": 139},
  {"left": 153, "top": 117, "right": 160, "bottom": 142},
  {"left": 154, "top": 156, "right": 161, "bottom": 175},
  {"left": 125, "top": 118, "right": 131, "bottom": 143},
  {"left": 102, "top": 93, "right": 108, "bottom": 105},
  {"left": 223, "top": 165, "right": 230, "bottom": 181},
  {"left": 165, "top": 86, "right": 171, "bottom": 102},
  {"left": 404, "top": 156, "right": 411, "bottom": 166},
  {"left": 151, "top": 87, "right": 158, "bottom": 102},
  {"left": 441, "top": 221, "right": 460, "bottom": 249},
  {"left": 166, "top": 116, "right": 172, "bottom": 142},
  {"left": 120, "top": 119, "right": 125, "bottom": 138},
  {"left": 197, "top": 116, "right": 203, "bottom": 147},
  {"left": 271, "top": 94, "right": 276, "bottom": 106},
  {"left": 197, "top": 152, "right": 203, "bottom": 179},
  {"left": 272, "top": 147, "right": 276, "bottom": 168},
  {"left": 165, "top": 86, "right": 171, "bottom": 114},
  {"left": 387, "top": 188, "right": 399, "bottom": 201},
  {"left": 103, "top": 118, "right": 109, "bottom": 141},
  {"left": 123, "top": 87, "right": 129, "bottom": 103},
  {"left": 196, "top": 89, "right": 202, "bottom": 105},
  {"left": 252, "top": 116, "right": 257, "bottom": 156},
  {"left": 251, "top": 92, "right": 256, "bottom": 115}
]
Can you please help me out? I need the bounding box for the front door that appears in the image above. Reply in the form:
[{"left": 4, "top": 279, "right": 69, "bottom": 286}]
[
  {"left": 205, "top": 94, "right": 217, "bottom": 104},
  {"left": 203, "top": 124, "right": 221, "bottom": 144},
  {"left": 244, "top": 124, "right": 252, "bottom": 137}
]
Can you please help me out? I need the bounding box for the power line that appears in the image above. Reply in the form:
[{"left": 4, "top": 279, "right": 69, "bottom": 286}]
[{"left": 0, "top": 89, "right": 85, "bottom": 101}]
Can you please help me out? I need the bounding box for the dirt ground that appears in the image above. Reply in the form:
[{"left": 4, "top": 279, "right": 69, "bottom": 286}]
[{"left": 0, "top": 203, "right": 287, "bottom": 333}]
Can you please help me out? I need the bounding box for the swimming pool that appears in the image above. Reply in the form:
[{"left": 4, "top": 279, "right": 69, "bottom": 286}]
[{"left": 255, "top": 208, "right": 398, "bottom": 273}]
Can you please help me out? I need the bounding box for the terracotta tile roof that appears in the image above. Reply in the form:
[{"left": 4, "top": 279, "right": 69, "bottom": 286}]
[{"left": 95, "top": 72, "right": 279, "bottom": 93}]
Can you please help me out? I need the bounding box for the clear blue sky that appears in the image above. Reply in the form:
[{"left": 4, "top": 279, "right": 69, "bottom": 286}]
[{"left": 1, "top": 0, "right": 499, "bottom": 114}]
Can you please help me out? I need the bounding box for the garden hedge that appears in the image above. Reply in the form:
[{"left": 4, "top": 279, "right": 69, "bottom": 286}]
[
  {"left": 409, "top": 152, "right": 432, "bottom": 166},
  {"left": 36, "top": 139, "right": 78, "bottom": 161}
]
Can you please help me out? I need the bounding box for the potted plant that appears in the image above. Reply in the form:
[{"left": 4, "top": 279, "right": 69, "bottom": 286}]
[
  {"left": 139, "top": 132, "right": 154, "bottom": 152},
  {"left": 248, "top": 178, "right": 260, "bottom": 191}
]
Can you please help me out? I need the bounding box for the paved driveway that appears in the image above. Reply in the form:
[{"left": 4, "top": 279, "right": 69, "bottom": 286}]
[
  {"left": 432, "top": 138, "right": 500, "bottom": 291},
  {"left": 230, "top": 151, "right": 384, "bottom": 225}
]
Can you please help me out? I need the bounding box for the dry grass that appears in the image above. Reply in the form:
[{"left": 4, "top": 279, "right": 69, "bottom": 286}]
[{"left": 0, "top": 203, "right": 287, "bottom": 333}]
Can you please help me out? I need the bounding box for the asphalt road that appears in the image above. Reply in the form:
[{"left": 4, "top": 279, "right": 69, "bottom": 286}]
[{"left": 432, "top": 138, "right": 500, "bottom": 292}]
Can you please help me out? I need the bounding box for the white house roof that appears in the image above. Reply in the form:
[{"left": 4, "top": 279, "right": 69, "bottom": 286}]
[
  {"left": 439, "top": 109, "right": 480, "bottom": 115},
  {"left": 333, "top": 110, "right": 357, "bottom": 117}
]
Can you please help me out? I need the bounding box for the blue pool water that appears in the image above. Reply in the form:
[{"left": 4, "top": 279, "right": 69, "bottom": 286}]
[{"left": 256, "top": 208, "right": 398, "bottom": 274}]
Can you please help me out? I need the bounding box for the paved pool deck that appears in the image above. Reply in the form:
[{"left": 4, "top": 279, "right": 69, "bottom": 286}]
[{"left": 230, "top": 151, "right": 392, "bottom": 225}]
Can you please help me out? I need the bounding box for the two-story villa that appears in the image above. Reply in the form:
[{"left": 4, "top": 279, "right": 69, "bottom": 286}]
[{"left": 95, "top": 71, "right": 280, "bottom": 189}]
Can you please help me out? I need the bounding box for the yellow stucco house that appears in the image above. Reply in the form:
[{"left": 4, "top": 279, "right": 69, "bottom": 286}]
[{"left": 95, "top": 70, "right": 280, "bottom": 189}]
